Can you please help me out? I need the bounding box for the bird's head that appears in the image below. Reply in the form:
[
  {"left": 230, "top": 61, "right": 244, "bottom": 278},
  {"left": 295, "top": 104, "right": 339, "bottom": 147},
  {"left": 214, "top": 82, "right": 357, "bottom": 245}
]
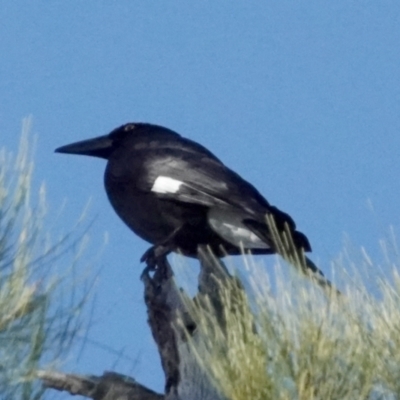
[{"left": 55, "top": 123, "right": 180, "bottom": 159}]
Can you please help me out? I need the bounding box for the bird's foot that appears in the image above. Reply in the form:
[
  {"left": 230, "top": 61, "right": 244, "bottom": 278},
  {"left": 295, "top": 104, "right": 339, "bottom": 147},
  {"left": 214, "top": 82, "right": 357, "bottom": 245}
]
[
  {"left": 140, "top": 248, "right": 157, "bottom": 270},
  {"left": 140, "top": 246, "right": 173, "bottom": 281},
  {"left": 140, "top": 244, "right": 172, "bottom": 269}
]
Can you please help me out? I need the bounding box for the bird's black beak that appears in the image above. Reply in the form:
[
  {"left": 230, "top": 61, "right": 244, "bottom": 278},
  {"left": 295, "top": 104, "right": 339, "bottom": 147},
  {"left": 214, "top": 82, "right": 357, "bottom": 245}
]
[{"left": 55, "top": 135, "right": 113, "bottom": 159}]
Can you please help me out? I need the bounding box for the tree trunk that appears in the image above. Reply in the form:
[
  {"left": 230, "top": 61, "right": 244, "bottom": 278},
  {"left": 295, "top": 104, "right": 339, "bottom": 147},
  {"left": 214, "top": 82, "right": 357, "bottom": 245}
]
[{"left": 39, "top": 247, "right": 236, "bottom": 400}]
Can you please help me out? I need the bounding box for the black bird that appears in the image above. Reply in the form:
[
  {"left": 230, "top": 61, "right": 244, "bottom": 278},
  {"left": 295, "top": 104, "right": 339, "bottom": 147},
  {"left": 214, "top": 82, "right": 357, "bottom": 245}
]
[{"left": 56, "top": 123, "right": 334, "bottom": 291}]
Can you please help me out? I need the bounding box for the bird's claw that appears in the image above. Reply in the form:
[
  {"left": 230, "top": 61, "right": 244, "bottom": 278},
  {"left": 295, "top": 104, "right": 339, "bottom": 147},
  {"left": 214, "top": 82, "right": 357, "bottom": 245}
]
[
  {"left": 140, "top": 245, "right": 173, "bottom": 282},
  {"left": 140, "top": 244, "right": 171, "bottom": 268},
  {"left": 140, "top": 247, "right": 159, "bottom": 269}
]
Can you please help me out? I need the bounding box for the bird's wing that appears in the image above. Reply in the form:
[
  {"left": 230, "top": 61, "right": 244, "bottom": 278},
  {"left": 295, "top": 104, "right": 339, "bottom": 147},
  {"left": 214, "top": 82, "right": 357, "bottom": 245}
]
[
  {"left": 137, "top": 148, "right": 298, "bottom": 231},
  {"left": 139, "top": 149, "right": 313, "bottom": 252},
  {"left": 139, "top": 151, "right": 262, "bottom": 209}
]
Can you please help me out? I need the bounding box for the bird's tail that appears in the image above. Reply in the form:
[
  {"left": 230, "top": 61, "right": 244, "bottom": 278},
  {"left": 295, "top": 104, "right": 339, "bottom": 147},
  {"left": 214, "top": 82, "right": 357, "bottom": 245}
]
[{"left": 244, "top": 214, "right": 340, "bottom": 296}]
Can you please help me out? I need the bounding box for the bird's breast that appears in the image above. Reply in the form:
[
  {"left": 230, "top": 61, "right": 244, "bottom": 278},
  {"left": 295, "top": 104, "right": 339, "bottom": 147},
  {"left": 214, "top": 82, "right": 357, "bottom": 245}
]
[
  {"left": 104, "top": 171, "right": 166, "bottom": 243},
  {"left": 104, "top": 162, "right": 207, "bottom": 246}
]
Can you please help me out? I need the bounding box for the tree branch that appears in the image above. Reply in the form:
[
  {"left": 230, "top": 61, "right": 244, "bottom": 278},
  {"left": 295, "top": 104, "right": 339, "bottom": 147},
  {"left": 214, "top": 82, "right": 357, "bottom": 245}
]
[
  {"left": 37, "top": 370, "right": 163, "bottom": 400},
  {"left": 39, "top": 248, "right": 237, "bottom": 399}
]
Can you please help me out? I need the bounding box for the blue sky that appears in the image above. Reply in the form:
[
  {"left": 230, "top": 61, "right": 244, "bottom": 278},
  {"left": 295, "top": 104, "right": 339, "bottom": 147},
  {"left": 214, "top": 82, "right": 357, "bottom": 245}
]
[{"left": 1, "top": 1, "right": 400, "bottom": 397}]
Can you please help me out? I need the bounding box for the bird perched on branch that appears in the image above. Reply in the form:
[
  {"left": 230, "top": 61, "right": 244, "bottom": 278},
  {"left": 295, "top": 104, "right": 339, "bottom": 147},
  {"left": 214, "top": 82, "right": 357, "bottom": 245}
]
[{"left": 56, "top": 123, "right": 335, "bottom": 292}]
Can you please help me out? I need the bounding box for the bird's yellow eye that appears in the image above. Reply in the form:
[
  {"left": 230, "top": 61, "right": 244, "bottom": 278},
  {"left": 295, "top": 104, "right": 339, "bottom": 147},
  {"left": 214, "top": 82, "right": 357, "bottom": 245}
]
[{"left": 124, "top": 124, "right": 135, "bottom": 131}]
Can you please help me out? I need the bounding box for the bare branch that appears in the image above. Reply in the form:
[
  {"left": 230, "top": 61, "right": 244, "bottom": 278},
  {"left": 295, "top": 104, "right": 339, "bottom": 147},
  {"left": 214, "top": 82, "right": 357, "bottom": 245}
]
[{"left": 37, "top": 370, "right": 163, "bottom": 400}]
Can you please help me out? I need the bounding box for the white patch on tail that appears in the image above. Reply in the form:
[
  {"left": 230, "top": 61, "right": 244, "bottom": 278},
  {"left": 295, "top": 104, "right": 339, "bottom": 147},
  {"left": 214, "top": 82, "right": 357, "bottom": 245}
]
[
  {"left": 208, "top": 208, "right": 269, "bottom": 249},
  {"left": 151, "top": 176, "right": 183, "bottom": 194}
]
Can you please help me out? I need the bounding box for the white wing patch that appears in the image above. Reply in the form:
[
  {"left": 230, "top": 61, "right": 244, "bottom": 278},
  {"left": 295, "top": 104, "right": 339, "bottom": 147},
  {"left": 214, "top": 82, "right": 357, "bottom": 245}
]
[
  {"left": 208, "top": 208, "right": 269, "bottom": 249},
  {"left": 151, "top": 176, "right": 184, "bottom": 194}
]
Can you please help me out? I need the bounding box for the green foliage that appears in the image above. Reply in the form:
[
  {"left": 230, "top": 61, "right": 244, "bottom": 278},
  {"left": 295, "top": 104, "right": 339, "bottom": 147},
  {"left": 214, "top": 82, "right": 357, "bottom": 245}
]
[
  {"left": 188, "top": 239, "right": 400, "bottom": 399},
  {"left": 0, "top": 119, "right": 88, "bottom": 399}
]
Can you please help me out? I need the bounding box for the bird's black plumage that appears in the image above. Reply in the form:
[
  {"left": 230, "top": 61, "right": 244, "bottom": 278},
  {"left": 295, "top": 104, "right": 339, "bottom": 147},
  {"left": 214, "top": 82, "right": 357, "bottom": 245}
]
[{"left": 56, "top": 123, "right": 332, "bottom": 289}]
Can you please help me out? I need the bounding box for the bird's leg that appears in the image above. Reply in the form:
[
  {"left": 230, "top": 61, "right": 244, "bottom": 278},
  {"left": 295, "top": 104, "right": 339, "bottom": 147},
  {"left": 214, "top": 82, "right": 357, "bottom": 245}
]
[
  {"left": 140, "top": 225, "right": 185, "bottom": 269},
  {"left": 140, "top": 252, "right": 173, "bottom": 282},
  {"left": 140, "top": 243, "right": 174, "bottom": 269}
]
